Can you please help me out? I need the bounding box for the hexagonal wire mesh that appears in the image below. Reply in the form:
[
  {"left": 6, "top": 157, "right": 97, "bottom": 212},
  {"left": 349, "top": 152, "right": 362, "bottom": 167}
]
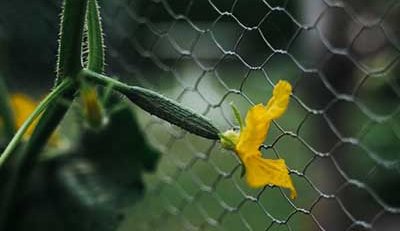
[
  {"left": 1, "top": 0, "right": 399, "bottom": 230},
  {"left": 95, "top": 0, "right": 400, "bottom": 230}
]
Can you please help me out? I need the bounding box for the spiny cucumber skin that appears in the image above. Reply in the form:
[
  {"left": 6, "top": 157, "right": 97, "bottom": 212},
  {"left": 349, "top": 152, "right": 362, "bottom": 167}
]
[
  {"left": 84, "top": 70, "right": 221, "bottom": 140},
  {"left": 124, "top": 86, "right": 220, "bottom": 140}
]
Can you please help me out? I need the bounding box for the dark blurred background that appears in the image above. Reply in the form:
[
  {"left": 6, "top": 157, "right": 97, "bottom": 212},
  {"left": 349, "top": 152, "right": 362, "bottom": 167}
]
[{"left": 0, "top": 0, "right": 399, "bottom": 230}]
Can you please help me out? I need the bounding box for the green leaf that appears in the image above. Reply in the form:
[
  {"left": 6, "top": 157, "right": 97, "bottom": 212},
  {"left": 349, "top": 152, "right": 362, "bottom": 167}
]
[{"left": 79, "top": 96, "right": 160, "bottom": 178}]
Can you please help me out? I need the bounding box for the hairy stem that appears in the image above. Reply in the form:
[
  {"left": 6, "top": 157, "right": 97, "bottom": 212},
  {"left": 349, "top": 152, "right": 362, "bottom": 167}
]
[
  {"left": 56, "top": 0, "right": 89, "bottom": 83},
  {"left": 86, "top": 0, "right": 105, "bottom": 73}
]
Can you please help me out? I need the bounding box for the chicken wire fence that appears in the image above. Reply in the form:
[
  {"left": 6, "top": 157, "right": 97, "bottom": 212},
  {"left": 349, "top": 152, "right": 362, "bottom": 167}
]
[{"left": 1, "top": 0, "right": 400, "bottom": 230}]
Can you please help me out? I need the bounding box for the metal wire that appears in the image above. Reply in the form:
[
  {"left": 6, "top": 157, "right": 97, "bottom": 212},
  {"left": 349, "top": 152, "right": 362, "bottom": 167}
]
[
  {"left": 105, "top": 0, "right": 400, "bottom": 230},
  {"left": 97, "top": 0, "right": 400, "bottom": 230}
]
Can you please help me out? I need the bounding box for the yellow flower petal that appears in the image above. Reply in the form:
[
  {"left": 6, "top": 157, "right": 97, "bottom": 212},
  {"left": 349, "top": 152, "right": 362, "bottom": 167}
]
[
  {"left": 7, "top": 93, "right": 59, "bottom": 145},
  {"left": 244, "top": 154, "right": 297, "bottom": 199},
  {"left": 236, "top": 104, "right": 270, "bottom": 160},
  {"left": 265, "top": 80, "right": 292, "bottom": 120},
  {"left": 10, "top": 93, "right": 38, "bottom": 137},
  {"left": 219, "top": 80, "right": 297, "bottom": 199},
  {"left": 81, "top": 86, "right": 104, "bottom": 128}
]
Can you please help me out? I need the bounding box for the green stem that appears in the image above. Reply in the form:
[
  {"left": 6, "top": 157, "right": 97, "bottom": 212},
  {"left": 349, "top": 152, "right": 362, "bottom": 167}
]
[
  {"left": 86, "top": 0, "right": 105, "bottom": 73},
  {"left": 82, "top": 69, "right": 220, "bottom": 139},
  {"left": 0, "top": 79, "right": 73, "bottom": 168},
  {"left": 56, "top": 0, "right": 88, "bottom": 83},
  {"left": 0, "top": 80, "right": 75, "bottom": 229},
  {"left": 0, "top": 87, "right": 76, "bottom": 230},
  {"left": 0, "top": 75, "right": 15, "bottom": 139},
  {"left": 20, "top": 89, "right": 75, "bottom": 173},
  {"left": 0, "top": 0, "right": 88, "bottom": 226}
]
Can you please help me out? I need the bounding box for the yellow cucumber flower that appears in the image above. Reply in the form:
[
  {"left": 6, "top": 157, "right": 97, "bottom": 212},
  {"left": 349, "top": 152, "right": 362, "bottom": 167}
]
[
  {"left": 220, "top": 80, "right": 297, "bottom": 199},
  {"left": 10, "top": 93, "right": 38, "bottom": 137},
  {"left": 2, "top": 93, "right": 59, "bottom": 145}
]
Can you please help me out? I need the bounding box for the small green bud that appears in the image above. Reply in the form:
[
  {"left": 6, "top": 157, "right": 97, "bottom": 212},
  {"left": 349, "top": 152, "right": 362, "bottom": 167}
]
[{"left": 219, "top": 129, "right": 239, "bottom": 150}]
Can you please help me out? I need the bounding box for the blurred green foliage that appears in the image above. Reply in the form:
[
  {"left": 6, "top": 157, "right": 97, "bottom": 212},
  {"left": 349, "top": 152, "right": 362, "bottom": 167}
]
[{"left": 6, "top": 96, "right": 160, "bottom": 231}]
